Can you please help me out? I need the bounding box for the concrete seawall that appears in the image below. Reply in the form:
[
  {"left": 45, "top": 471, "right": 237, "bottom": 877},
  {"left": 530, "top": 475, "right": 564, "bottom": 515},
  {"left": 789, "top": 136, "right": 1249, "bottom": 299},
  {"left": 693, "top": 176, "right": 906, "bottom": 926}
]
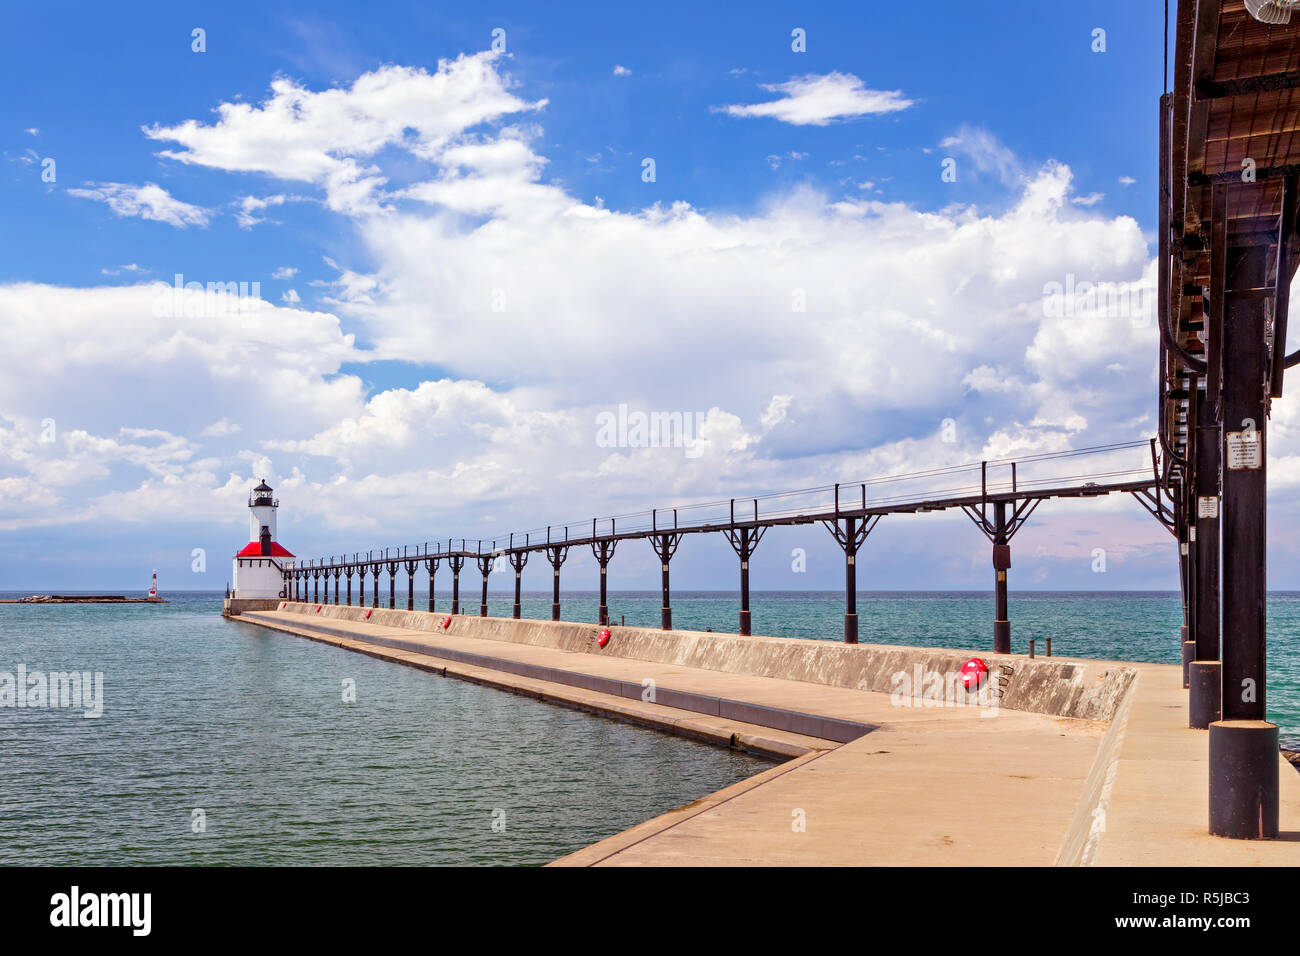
[
  {"left": 250, "top": 601, "right": 1137, "bottom": 722},
  {"left": 222, "top": 598, "right": 283, "bottom": 616}
]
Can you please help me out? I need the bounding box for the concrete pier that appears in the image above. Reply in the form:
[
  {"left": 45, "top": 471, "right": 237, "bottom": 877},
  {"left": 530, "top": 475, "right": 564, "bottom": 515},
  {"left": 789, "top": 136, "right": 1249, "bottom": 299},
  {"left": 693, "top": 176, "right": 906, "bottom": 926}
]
[{"left": 224, "top": 600, "right": 1300, "bottom": 866}]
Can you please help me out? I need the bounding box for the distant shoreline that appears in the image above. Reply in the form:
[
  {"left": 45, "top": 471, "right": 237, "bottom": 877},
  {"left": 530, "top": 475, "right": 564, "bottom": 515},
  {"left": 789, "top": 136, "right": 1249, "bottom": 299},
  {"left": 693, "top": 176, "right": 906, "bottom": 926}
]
[
  {"left": 0, "top": 595, "right": 167, "bottom": 604},
  {"left": 10, "top": 588, "right": 1296, "bottom": 596}
]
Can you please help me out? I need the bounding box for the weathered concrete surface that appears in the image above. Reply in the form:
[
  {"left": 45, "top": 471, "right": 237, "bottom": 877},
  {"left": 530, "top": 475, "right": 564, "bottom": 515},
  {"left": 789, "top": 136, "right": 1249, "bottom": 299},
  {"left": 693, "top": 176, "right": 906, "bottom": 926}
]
[
  {"left": 229, "top": 603, "right": 1300, "bottom": 866},
  {"left": 222, "top": 597, "right": 282, "bottom": 616},
  {"left": 1055, "top": 662, "right": 1141, "bottom": 865},
  {"left": 555, "top": 721, "right": 1101, "bottom": 866},
  {"left": 264, "top": 602, "right": 1136, "bottom": 721},
  {"left": 1090, "top": 664, "right": 1300, "bottom": 865}
]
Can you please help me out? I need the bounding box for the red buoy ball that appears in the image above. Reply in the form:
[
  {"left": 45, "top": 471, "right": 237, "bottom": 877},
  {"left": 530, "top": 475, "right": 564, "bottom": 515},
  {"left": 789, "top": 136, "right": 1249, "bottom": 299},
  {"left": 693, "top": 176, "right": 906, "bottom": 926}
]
[
  {"left": 441, "top": 616, "right": 452, "bottom": 630},
  {"left": 961, "top": 657, "right": 988, "bottom": 690},
  {"left": 364, "top": 609, "right": 373, "bottom": 620},
  {"left": 597, "top": 628, "right": 611, "bottom": 648}
]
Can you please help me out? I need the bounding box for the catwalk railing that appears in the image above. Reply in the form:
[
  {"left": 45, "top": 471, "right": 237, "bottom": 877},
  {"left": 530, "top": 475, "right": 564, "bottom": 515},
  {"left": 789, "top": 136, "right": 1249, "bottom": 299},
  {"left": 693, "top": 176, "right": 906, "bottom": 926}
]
[{"left": 283, "top": 439, "right": 1169, "bottom": 647}]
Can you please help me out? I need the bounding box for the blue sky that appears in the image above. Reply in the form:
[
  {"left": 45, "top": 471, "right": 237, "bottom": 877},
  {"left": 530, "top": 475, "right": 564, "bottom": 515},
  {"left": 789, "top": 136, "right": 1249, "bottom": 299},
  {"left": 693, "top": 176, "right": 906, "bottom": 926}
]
[
  {"left": 7, "top": 1, "right": 1296, "bottom": 595},
  {"left": 4, "top": 1, "right": 1163, "bottom": 293}
]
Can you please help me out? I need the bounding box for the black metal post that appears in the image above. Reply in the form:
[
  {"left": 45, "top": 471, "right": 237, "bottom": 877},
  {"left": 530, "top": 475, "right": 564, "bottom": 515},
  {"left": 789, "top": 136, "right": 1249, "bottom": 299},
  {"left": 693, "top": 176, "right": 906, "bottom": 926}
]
[
  {"left": 424, "top": 553, "right": 439, "bottom": 613},
  {"left": 386, "top": 560, "right": 397, "bottom": 609},
  {"left": 371, "top": 564, "right": 380, "bottom": 608},
  {"left": 1179, "top": 472, "right": 1196, "bottom": 687},
  {"left": 743, "top": 528, "right": 754, "bottom": 639},
  {"left": 405, "top": 559, "right": 417, "bottom": 611},
  {"left": 545, "top": 544, "right": 568, "bottom": 621},
  {"left": 993, "top": 501, "right": 1010, "bottom": 655},
  {"left": 591, "top": 539, "right": 616, "bottom": 626},
  {"left": 726, "top": 504, "right": 765, "bottom": 635},
  {"left": 843, "top": 516, "right": 858, "bottom": 644},
  {"left": 345, "top": 566, "right": 353, "bottom": 606},
  {"left": 1210, "top": 241, "right": 1278, "bottom": 839},
  {"left": 509, "top": 549, "right": 528, "bottom": 619},
  {"left": 739, "top": 530, "right": 751, "bottom": 635},
  {"left": 449, "top": 553, "right": 464, "bottom": 614},
  {"left": 823, "top": 502, "right": 881, "bottom": 645},
  {"left": 477, "top": 550, "right": 493, "bottom": 617},
  {"left": 649, "top": 532, "right": 681, "bottom": 630},
  {"left": 660, "top": 538, "right": 671, "bottom": 630},
  {"left": 1190, "top": 383, "right": 1221, "bottom": 726}
]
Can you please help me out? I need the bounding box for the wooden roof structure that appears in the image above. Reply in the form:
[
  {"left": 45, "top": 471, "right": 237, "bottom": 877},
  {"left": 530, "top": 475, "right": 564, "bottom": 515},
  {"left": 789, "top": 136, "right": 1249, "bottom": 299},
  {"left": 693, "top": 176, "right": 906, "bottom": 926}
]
[{"left": 1161, "top": 0, "right": 1300, "bottom": 471}]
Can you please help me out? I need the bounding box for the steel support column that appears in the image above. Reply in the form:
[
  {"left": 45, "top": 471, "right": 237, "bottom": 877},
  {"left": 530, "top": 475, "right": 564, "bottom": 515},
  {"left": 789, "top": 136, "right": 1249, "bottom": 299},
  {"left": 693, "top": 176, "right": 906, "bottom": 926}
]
[
  {"left": 823, "top": 501, "right": 881, "bottom": 645},
  {"left": 1179, "top": 460, "right": 1197, "bottom": 688},
  {"left": 405, "top": 558, "right": 417, "bottom": 611},
  {"left": 424, "top": 553, "right": 440, "bottom": 613},
  {"left": 649, "top": 532, "right": 682, "bottom": 630},
  {"left": 509, "top": 549, "right": 528, "bottom": 620},
  {"left": 963, "top": 482, "right": 1039, "bottom": 655},
  {"left": 725, "top": 503, "right": 766, "bottom": 637},
  {"left": 992, "top": 501, "right": 1011, "bottom": 655},
  {"left": 476, "top": 550, "right": 493, "bottom": 618},
  {"left": 730, "top": 527, "right": 757, "bottom": 635},
  {"left": 1210, "top": 242, "right": 1278, "bottom": 839},
  {"left": 449, "top": 553, "right": 464, "bottom": 614},
  {"left": 591, "top": 539, "right": 616, "bottom": 626},
  {"left": 545, "top": 544, "right": 568, "bottom": 621}
]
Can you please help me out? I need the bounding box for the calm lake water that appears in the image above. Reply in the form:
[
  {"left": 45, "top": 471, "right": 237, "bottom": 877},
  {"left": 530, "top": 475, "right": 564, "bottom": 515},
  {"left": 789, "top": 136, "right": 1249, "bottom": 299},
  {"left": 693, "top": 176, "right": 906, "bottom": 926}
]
[
  {"left": 2, "top": 588, "right": 1297, "bottom": 865},
  {"left": 0, "top": 592, "right": 765, "bottom": 866}
]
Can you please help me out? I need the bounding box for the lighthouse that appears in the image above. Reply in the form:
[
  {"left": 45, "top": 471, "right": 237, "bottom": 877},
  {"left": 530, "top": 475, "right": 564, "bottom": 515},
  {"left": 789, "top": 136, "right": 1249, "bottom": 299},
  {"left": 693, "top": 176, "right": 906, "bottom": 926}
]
[{"left": 231, "top": 479, "right": 294, "bottom": 599}]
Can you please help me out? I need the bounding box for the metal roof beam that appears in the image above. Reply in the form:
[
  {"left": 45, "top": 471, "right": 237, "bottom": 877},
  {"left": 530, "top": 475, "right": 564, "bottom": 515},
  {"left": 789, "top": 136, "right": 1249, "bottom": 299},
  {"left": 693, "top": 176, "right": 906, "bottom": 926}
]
[{"left": 1196, "top": 71, "right": 1300, "bottom": 99}]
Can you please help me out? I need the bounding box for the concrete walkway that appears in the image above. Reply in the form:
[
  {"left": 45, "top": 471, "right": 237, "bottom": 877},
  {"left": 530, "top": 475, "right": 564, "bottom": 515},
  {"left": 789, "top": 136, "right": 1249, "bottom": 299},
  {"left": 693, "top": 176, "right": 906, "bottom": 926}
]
[{"left": 227, "top": 605, "right": 1300, "bottom": 866}]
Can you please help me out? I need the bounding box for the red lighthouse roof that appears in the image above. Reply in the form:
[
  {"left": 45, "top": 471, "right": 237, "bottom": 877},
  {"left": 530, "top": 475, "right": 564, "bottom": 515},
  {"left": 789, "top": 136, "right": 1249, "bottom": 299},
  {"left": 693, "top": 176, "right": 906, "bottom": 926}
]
[{"left": 236, "top": 541, "right": 295, "bottom": 558}]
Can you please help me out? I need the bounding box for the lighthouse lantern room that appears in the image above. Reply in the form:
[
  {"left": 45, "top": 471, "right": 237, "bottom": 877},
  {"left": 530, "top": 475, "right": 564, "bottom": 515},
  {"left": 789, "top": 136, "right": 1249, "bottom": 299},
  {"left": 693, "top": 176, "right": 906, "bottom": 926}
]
[{"left": 231, "top": 479, "right": 294, "bottom": 599}]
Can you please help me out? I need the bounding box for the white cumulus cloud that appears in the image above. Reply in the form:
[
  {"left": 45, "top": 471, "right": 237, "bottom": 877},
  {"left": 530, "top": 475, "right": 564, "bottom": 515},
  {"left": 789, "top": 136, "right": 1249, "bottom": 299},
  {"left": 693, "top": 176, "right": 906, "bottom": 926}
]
[
  {"left": 716, "top": 72, "right": 912, "bottom": 126},
  {"left": 67, "top": 182, "right": 210, "bottom": 228}
]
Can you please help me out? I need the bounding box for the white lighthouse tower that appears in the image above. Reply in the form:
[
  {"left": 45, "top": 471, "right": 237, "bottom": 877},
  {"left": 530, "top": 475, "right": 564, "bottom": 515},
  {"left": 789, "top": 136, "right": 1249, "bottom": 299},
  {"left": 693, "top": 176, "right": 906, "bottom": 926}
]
[{"left": 231, "top": 479, "right": 294, "bottom": 599}]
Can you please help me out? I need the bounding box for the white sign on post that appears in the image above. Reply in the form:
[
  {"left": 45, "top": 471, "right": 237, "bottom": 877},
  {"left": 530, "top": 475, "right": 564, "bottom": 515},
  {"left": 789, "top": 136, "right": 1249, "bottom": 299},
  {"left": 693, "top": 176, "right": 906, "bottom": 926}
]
[
  {"left": 1197, "top": 496, "right": 1219, "bottom": 519},
  {"left": 1225, "top": 432, "right": 1262, "bottom": 470}
]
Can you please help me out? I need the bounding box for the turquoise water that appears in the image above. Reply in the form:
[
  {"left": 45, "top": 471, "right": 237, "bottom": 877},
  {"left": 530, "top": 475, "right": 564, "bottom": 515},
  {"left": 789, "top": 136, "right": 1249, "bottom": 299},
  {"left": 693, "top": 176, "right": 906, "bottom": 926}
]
[
  {"left": 2, "top": 589, "right": 1297, "bottom": 866},
  {"left": 0, "top": 592, "right": 765, "bottom": 866}
]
